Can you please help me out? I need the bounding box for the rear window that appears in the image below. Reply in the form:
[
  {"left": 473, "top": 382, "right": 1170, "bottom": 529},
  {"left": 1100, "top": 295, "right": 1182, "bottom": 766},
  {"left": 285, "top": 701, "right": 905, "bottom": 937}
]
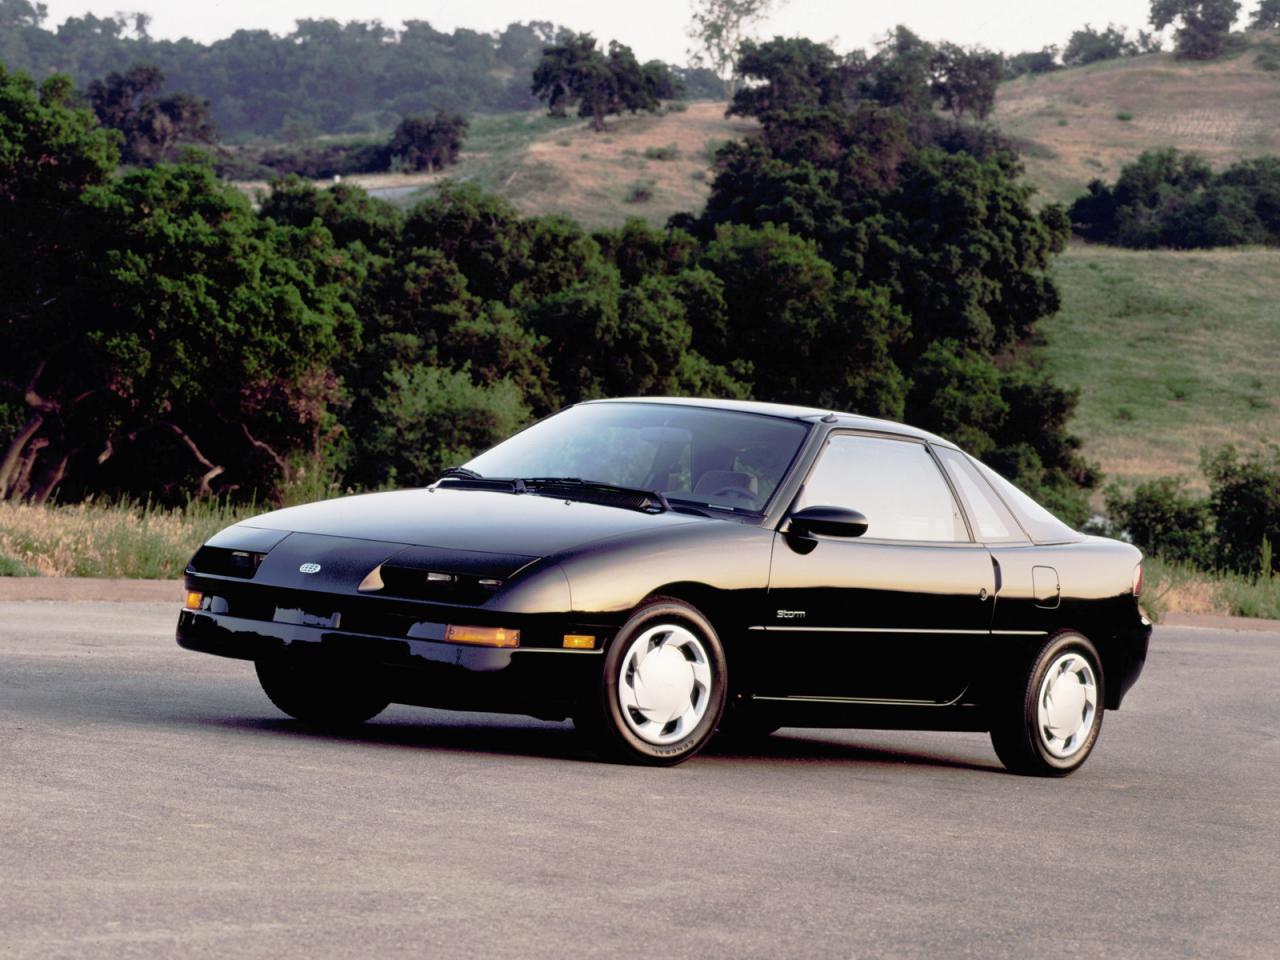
[{"left": 971, "top": 458, "right": 1081, "bottom": 544}]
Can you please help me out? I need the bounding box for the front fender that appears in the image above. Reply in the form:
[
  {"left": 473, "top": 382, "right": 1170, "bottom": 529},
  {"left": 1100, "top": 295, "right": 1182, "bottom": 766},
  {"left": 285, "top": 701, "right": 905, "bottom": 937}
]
[{"left": 552, "top": 522, "right": 775, "bottom": 616}]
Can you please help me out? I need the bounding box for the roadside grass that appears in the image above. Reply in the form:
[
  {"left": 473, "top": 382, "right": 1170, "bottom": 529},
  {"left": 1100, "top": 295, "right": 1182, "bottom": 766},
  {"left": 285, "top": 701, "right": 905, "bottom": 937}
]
[
  {"left": 1041, "top": 244, "right": 1280, "bottom": 491},
  {"left": 1142, "top": 556, "right": 1280, "bottom": 621},
  {"left": 0, "top": 500, "right": 259, "bottom": 579}
]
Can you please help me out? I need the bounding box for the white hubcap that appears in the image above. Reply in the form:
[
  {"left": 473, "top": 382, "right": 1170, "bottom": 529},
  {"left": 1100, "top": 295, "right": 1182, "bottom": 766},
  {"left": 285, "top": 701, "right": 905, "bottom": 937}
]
[
  {"left": 1037, "top": 652, "right": 1098, "bottom": 758},
  {"left": 618, "top": 623, "right": 712, "bottom": 746}
]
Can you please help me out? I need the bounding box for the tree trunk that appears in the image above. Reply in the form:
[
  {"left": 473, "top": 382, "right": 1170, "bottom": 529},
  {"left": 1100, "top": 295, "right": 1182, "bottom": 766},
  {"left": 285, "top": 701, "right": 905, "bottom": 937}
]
[
  {"left": 29, "top": 451, "right": 69, "bottom": 506},
  {"left": 8, "top": 437, "right": 48, "bottom": 501},
  {"left": 163, "top": 422, "right": 225, "bottom": 498},
  {"left": 0, "top": 413, "right": 44, "bottom": 498}
]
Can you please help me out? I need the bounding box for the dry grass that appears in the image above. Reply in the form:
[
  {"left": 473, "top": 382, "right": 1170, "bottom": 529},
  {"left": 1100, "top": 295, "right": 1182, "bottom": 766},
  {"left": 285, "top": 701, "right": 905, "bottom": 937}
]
[
  {"left": 997, "top": 31, "right": 1280, "bottom": 206},
  {"left": 509, "top": 102, "right": 756, "bottom": 228},
  {"left": 0, "top": 500, "right": 256, "bottom": 579},
  {"left": 1142, "top": 557, "right": 1280, "bottom": 621}
]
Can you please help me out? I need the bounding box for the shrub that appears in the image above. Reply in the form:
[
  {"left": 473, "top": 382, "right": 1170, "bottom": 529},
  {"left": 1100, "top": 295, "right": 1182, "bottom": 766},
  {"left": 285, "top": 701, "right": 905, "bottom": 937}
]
[
  {"left": 625, "top": 179, "right": 655, "bottom": 203},
  {"left": 1069, "top": 149, "right": 1280, "bottom": 248},
  {"left": 644, "top": 143, "right": 680, "bottom": 161},
  {"left": 1105, "top": 477, "right": 1213, "bottom": 565},
  {"left": 256, "top": 140, "right": 390, "bottom": 179},
  {"left": 1202, "top": 445, "right": 1280, "bottom": 575}
]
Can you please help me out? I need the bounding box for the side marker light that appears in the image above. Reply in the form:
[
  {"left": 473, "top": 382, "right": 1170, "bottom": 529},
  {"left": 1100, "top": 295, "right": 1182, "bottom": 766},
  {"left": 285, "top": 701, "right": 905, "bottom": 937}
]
[{"left": 445, "top": 625, "right": 520, "bottom": 648}]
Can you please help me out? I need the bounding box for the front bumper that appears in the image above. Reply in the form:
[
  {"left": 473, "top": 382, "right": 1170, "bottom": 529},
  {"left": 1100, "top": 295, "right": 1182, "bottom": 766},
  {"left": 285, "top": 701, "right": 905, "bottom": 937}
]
[{"left": 176, "top": 578, "right": 606, "bottom": 718}]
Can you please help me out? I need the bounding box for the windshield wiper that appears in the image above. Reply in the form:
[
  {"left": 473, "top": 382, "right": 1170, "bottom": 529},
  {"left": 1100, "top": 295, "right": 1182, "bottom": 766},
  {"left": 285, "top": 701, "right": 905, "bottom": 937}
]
[
  {"left": 666, "top": 495, "right": 753, "bottom": 514},
  {"left": 520, "top": 477, "right": 671, "bottom": 514},
  {"left": 439, "top": 466, "right": 483, "bottom": 480}
]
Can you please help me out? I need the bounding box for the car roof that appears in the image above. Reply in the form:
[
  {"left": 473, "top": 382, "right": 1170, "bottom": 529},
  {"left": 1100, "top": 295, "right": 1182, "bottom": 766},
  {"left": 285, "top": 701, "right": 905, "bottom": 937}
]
[{"left": 583, "top": 397, "right": 954, "bottom": 446}]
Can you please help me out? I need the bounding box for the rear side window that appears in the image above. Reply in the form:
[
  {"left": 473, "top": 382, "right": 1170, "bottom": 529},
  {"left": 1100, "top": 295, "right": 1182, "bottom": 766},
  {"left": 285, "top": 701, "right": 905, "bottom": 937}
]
[
  {"left": 971, "top": 457, "right": 1081, "bottom": 544},
  {"left": 796, "top": 435, "right": 968, "bottom": 542},
  {"left": 933, "top": 447, "right": 1026, "bottom": 543}
]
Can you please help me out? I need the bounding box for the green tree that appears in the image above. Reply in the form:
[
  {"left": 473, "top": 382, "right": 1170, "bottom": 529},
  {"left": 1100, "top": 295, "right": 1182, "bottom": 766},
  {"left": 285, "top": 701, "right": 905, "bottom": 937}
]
[
  {"left": 531, "top": 34, "right": 673, "bottom": 131},
  {"left": 1003, "top": 47, "right": 1061, "bottom": 79},
  {"left": 0, "top": 0, "right": 46, "bottom": 27},
  {"left": 87, "top": 64, "right": 215, "bottom": 165},
  {"left": 698, "top": 223, "right": 907, "bottom": 416},
  {"left": 729, "top": 37, "right": 847, "bottom": 118},
  {"left": 686, "top": 0, "right": 781, "bottom": 98},
  {"left": 1203, "top": 446, "right": 1280, "bottom": 574},
  {"left": 0, "top": 66, "right": 118, "bottom": 501},
  {"left": 1150, "top": 0, "right": 1242, "bottom": 59},
  {"left": 1062, "top": 24, "right": 1138, "bottom": 65},
  {"left": 260, "top": 176, "right": 401, "bottom": 257},
  {"left": 929, "top": 43, "right": 1003, "bottom": 121},
  {"left": 388, "top": 110, "right": 469, "bottom": 171},
  {"left": 1105, "top": 478, "right": 1213, "bottom": 565},
  {"left": 1067, "top": 149, "right": 1280, "bottom": 248},
  {"left": 1250, "top": 0, "right": 1280, "bottom": 28},
  {"left": 2, "top": 134, "right": 355, "bottom": 503},
  {"left": 866, "top": 26, "right": 936, "bottom": 116},
  {"left": 366, "top": 365, "right": 530, "bottom": 487}
]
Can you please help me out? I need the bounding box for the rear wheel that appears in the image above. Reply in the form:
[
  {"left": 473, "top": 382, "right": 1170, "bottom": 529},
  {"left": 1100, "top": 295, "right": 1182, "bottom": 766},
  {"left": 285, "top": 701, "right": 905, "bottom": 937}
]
[
  {"left": 990, "top": 631, "right": 1104, "bottom": 776},
  {"left": 255, "top": 657, "right": 389, "bottom": 728},
  {"left": 576, "top": 598, "right": 727, "bottom": 766}
]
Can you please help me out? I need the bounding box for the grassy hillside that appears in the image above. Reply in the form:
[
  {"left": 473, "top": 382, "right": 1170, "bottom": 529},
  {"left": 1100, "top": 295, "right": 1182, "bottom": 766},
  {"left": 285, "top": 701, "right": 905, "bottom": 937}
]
[
  {"left": 997, "top": 31, "right": 1280, "bottom": 206},
  {"left": 245, "top": 35, "right": 1280, "bottom": 221},
  {"left": 1041, "top": 245, "right": 1280, "bottom": 491},
  {"left": 234, "top": 61, "right": 1280, "bottom": 495},
  {"left": 241, "top": 103, "right": 757, "bottom": 230},
  {"left": 453, "top": 101, "right": 756, "bottom": 230}
]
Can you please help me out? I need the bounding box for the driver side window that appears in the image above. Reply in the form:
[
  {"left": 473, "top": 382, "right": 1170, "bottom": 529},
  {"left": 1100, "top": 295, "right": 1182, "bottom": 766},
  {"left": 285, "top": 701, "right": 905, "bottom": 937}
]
[{"left": 796, "top": 435, "right": 968, "bottom": 542}]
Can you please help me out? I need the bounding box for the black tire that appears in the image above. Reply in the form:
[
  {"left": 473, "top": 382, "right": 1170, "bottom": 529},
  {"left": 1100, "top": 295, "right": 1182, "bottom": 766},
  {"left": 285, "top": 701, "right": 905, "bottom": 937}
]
[
  {"left": 255, "top": 657, "right": 390, "bottom": 728},
  {"left": 989, "top": 631, "right": 1105, "bottom": 777},
  {"left": 575, "top": 597, "right": 727, "bottom": 766}
]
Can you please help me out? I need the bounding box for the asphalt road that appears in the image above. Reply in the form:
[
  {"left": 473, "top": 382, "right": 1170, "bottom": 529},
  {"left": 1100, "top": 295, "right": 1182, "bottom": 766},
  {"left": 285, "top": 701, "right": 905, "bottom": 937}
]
[{"left": 2, "top": 601, "right": 1277, "bottom": 959}]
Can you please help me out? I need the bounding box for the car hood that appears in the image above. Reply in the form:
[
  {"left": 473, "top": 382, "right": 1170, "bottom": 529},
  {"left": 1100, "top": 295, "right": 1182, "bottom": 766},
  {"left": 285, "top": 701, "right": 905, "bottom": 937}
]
[{"left": 236, "top": 486, "right": 707, "bottom": 558}]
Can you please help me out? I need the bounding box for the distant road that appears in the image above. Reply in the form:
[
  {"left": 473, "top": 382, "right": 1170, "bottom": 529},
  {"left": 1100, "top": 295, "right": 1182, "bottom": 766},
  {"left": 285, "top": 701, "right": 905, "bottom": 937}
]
[
  {"left": 2, "top": 601, "right": 1277, "bottom": 959},
  {"left": 364, "top": 184, "right": 427, "bottom": 202}
]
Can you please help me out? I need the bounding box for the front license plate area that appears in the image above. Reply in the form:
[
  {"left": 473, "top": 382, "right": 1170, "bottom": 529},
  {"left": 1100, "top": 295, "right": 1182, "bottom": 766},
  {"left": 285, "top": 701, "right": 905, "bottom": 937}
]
[{"left": 273, "top": 606, "right": 342, "bottom": 630}]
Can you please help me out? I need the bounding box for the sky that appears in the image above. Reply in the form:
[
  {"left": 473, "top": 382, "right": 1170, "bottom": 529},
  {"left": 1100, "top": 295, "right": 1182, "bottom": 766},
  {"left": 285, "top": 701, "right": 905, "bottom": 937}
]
[{"left": 34, "top": 0, "right": 1195, "bottom": 61}]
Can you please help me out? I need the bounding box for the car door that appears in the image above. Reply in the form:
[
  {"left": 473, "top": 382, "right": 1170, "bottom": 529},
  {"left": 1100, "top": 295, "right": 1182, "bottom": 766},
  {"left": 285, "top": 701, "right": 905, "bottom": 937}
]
[{"left": 760, "top": 433, "right": 996, "bottom": 704}]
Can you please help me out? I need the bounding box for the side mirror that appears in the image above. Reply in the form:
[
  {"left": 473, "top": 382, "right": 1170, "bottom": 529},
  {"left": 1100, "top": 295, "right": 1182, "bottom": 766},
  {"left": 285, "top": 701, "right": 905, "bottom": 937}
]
[{"left": 785, "top": 505, "right": 869, "bottom": 539}]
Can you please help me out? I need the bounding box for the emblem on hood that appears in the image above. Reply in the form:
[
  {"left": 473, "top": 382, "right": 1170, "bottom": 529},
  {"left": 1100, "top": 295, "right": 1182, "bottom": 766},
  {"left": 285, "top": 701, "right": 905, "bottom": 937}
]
[{"left": 299, "top": 563, "right": 322, "bottom": 574}]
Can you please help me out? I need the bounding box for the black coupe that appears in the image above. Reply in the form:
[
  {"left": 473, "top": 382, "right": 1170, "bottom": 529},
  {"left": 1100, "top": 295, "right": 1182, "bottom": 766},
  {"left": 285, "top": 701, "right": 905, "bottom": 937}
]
[{"left": 178, "top": 398, "right": 1150, "bottom": 775}]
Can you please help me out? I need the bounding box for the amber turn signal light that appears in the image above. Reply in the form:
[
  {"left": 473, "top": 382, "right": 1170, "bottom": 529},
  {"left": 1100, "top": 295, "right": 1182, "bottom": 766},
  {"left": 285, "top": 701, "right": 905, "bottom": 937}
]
[
  {"left": 184, "top": 591, "right": 204, "bottom": 610},
  {"left": 444, "top": 625, "right": 520, "bottom": 648},
  {"left": 562, "top": 634, "right": 595, "bottom": 649}
]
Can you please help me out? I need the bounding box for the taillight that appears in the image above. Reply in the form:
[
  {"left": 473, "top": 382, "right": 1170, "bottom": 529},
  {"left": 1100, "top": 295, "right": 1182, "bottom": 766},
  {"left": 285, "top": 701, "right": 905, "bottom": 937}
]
[{"left": 1132, "top": 562, "right": 1143, "bottom": 597}]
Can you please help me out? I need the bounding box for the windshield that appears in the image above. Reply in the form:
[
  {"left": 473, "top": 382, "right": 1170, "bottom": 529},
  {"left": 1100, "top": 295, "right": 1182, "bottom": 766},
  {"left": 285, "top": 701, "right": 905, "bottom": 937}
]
[{"left": 463, "top": 403, "right": 811, "bottom": 513}]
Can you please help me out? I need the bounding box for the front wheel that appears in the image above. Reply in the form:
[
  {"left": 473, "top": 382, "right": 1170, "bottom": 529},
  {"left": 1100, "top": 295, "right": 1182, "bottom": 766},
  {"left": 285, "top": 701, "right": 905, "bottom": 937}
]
[
  {"left": 576, "top": 598, "right": 727, "bottom": 766},
  {"left": 255, "top": 657, "right": 390, "bottom": 729},
  {"left": 989, "top": 631, "right": 1105, "bottom": 777}
]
